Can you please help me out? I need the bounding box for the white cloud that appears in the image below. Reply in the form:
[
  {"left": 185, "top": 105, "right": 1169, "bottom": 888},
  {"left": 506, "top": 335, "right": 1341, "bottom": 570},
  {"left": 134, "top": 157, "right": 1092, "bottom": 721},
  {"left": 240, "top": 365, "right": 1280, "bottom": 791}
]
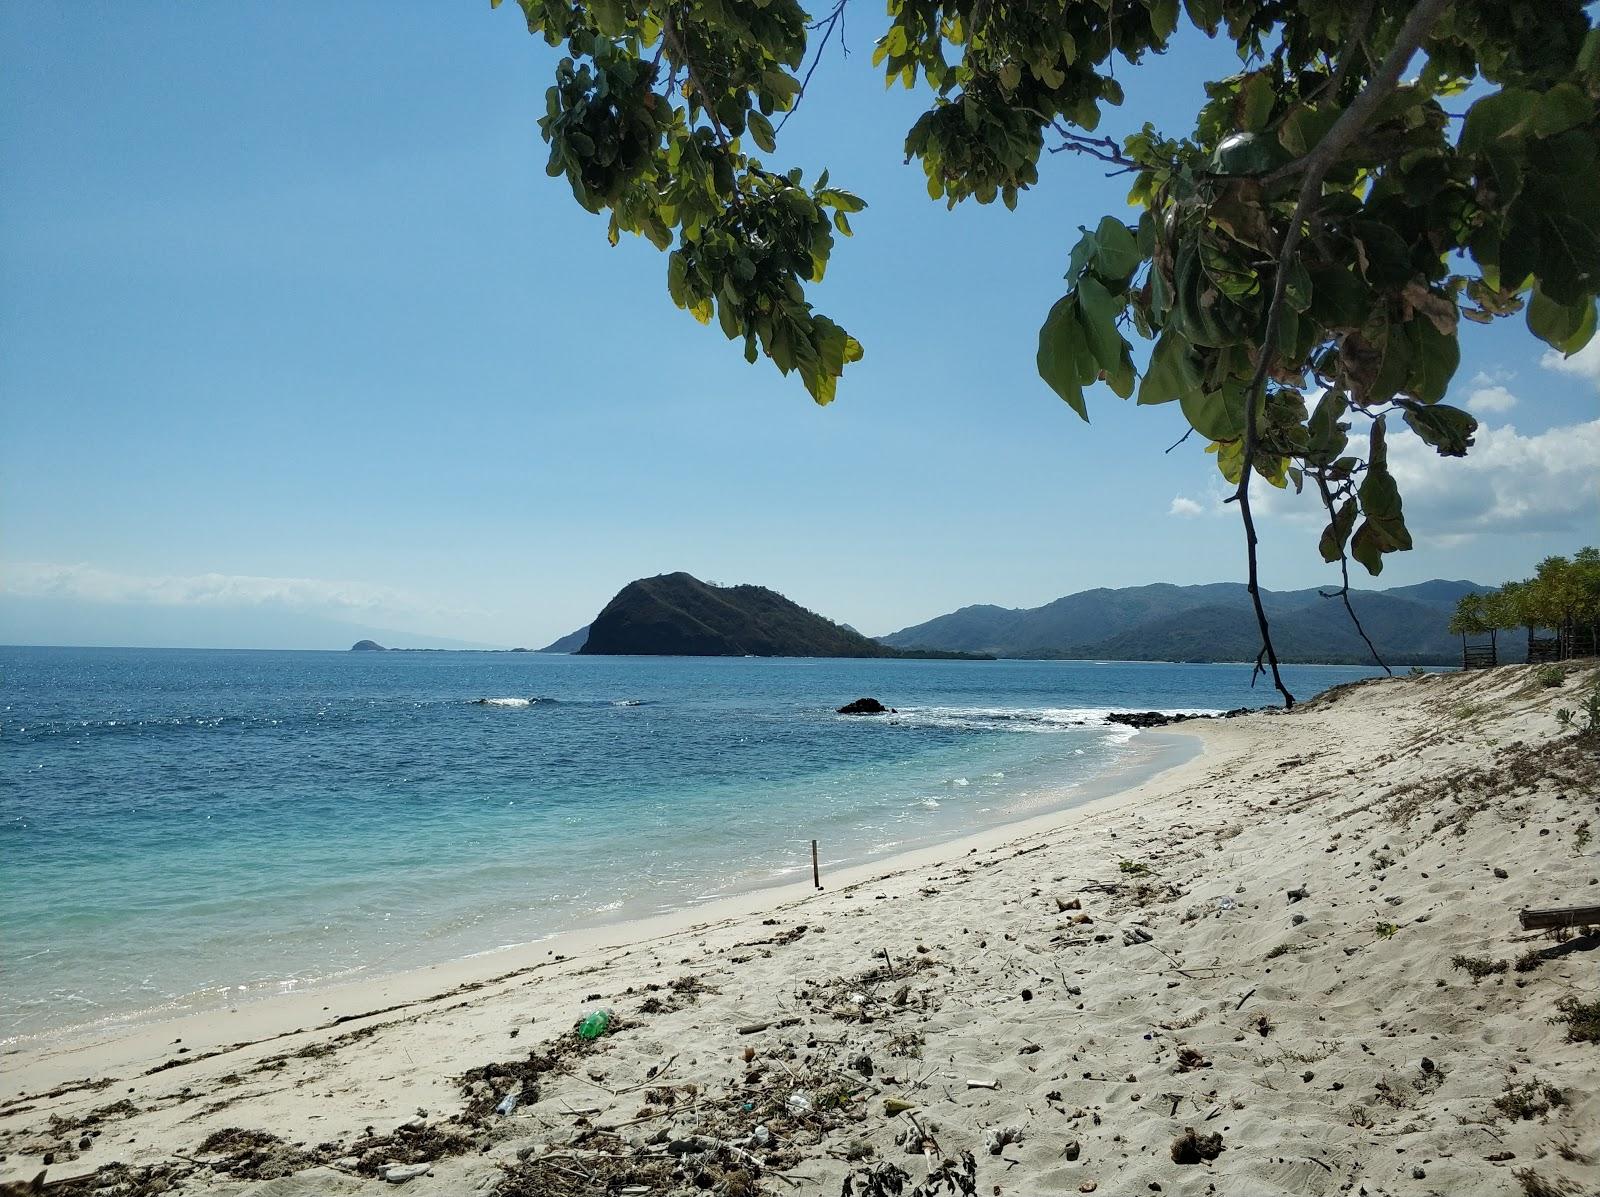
[
  {"left": 1541, "top": 338, "right": 1600, "bottom": 389},
  {"left": 1464, "top": 383, "right": 1518, "bottom": 414},
  {"left": 1168, "top": 495, "right": 1205, "bottom": 517},
  {"left": 1203, "top": 414, "right": 1600, "bottom": 540},
  {"left": 1, "top": 562, "right": 435, "bottom": 617},
  {"left": 1386, "top": 416, "right": 1600, "bottom": 535}
]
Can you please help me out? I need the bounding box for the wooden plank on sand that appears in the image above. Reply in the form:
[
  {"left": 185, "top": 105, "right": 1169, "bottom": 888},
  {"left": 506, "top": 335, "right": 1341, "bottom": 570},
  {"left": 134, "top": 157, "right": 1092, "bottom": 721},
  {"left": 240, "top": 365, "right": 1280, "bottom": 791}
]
[{"left": 1519, "top": 905, "right": 1600, "bottom": 931}]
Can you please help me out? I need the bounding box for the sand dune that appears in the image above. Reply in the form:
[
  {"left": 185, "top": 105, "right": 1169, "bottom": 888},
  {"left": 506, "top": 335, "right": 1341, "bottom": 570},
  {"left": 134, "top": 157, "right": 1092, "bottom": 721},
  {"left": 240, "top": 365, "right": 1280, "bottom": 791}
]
[{"left": 4, "top": 664, "right": 1597, "bottom": 1196}]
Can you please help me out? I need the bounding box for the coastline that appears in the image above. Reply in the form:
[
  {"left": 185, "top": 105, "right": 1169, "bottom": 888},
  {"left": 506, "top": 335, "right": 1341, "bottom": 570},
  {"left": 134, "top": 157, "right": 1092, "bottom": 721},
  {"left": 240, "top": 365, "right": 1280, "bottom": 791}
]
[
  {"left": 0, "top": 727, "right": 1206, "bottom": 1091},
  {"left": 6, "top": 664, "right": 1596, "bottom": 1196}
]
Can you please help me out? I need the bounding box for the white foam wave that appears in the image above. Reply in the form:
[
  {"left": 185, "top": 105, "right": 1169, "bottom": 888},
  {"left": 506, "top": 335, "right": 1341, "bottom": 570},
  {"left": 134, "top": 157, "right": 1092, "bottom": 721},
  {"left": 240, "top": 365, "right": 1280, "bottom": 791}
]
[{"left": 875, "top": 705, "right": 1223, "bottom": 736}]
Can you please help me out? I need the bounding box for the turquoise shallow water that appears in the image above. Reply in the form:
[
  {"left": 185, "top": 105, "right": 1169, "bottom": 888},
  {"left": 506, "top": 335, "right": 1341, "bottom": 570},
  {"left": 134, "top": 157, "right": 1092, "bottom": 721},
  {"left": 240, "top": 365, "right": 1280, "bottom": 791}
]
[{"left": 0, "top": 647, "right": 1389, "bottom": 1040}]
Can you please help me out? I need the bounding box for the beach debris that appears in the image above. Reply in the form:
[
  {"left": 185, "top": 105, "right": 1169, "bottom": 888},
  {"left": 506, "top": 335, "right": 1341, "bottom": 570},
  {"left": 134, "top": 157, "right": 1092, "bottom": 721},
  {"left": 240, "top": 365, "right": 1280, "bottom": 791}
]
[
  {"left": 494, "top": 1088, "right": 520, "bottom": 1117},
  {"left": 842, "top": 1151, "right": 976, "bottom": 1197},
  {"left": 577, "top": 1008, "right": 615, "bottom": 1040},
  {"left": 966, "top": 1078, "right": 1001, "bottom": 1091},
  {"left": 896, "top": 1119, "right": 939, "bottom": 1154},
  {"left": 381, "top": 1162, "right": 432, "bottom": 1183},
  {"left": 1122, "top": 927, "right": 1153, "bottom": 946},
  {"left": 1217, "top": 896, "right": 1236, "bottom": 911},
  {"left": 837, "top": 698, "right": 891, "bottom": 715},
  {"left": 852, "top": 1054, "right": 874, "bottom": 1077},
  {"left": 983, "top": 1125, "right": 1024, "bottom": 1155},
  {"left": 885, "top": 1098, "right": 917, "bottom": 1116},
  {"left": 1055, "top": 896, "right": 1082, "bottom": 912},
  {"left": 1175, "top": 1046, "right": 1211, "bottom": 1072},
  {"left": 1062, "top": 1139, "right": 1081, "bottom": 1161},
  {"left": 738, "top": 1017, "right": 802, "bottom": 1035},
  {"left": 1169, "top": 1127, "right": 1224, "bottom": 1165},
  {"left": 1286, "top": 886, "right": 1310, "bottom": 904},
  {"left": 786, "top": 1091, "right": 814, "bottom": 1114},
  {"left": 751, "top": 1124, "right": 771, "bottom": 1148}
]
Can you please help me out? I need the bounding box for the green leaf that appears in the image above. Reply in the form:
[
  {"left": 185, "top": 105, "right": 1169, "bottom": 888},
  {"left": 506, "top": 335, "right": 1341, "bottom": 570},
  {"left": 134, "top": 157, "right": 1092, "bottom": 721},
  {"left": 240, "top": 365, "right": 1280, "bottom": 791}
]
[
  {"left": 1534, "top": 83, "right": 1592, "bottom": 138},
  {"left": 1148, "top": 0, "right": 1180, "bottom": 40},
  {"left": 1092, "top": 217, "right": 1142, "bottom": 285},
  {"left": 747, "top": 111, "right": 777, "bottom": 153},
  {"left": 1351, "top": 418, "right": 1412, "bottom": 575},
  {"left": 1305, "top": 389, "right": 1349, "bottom": 466},
  {"left": 1460, "top": 88, "right": 1539, "bottom": 156},
  {"left": 1527, "top": 287, "right": 1599, "bottom": 353},
  {"left": 1237, "top": 72, "right": 1275, "bottom": 133},
  {"left": 1037, "top": 296, "right": 1092, "bottom": 420},
  {"left": 1277, "top": 104, "right": 1338, "bottom": 158},
  {"left": 1179, "top": 384, "right": 1247, "bottom": 441},
  {"left": 1138, "top": 332, "right": 1202, "bottom": 405},
  {"left": 1318, "top": 498, "right": 1357, "bottom": 564},
  {"left": 1076, "top": 275, "right": 1128, "bottom": 372},
  {"left": 1403, "top": 404, "right": 1477, "bottom": 457},
  {"left": 1408, "top": 320, "right": 1459, "bottom": 404}
]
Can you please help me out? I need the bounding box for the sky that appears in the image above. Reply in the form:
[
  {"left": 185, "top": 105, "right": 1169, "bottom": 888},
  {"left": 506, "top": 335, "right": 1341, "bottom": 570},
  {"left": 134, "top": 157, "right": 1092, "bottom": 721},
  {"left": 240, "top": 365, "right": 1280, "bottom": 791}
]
[{"left": 2, "top": 4, "right": 1596, "bottom": 650}]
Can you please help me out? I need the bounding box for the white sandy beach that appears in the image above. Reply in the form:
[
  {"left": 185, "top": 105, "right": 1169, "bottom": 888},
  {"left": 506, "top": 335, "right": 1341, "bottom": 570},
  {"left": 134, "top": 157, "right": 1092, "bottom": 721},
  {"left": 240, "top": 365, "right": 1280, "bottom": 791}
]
[{"left": 4, "top": 663, "right": 1597, "bottom": 1196}]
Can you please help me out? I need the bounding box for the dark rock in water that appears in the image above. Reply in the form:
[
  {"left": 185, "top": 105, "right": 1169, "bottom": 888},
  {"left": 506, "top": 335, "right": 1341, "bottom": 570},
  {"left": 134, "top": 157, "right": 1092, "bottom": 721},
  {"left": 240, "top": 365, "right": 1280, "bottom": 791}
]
[
  {"left": 1107, "top": 707, "right": 1260, "bottom": 729},
  {"left": 1106, "top": 710, "right": 1197, "bottom": 729},
  {"left": 350, "top": 640, "right": 386, "bottom": 652},
  {"left": 838, "top": 697, "right": 890, "bottom": 715}
]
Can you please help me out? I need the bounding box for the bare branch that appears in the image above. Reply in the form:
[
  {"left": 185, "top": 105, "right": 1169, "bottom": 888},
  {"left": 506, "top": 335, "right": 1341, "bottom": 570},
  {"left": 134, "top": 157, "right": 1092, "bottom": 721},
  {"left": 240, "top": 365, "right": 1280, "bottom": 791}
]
[
  {"left": 1048, "top": 125, "right": 1141, "bottom": 173},
  {"left": 775, "top": 0, "right": 849, "bottom": 136}
]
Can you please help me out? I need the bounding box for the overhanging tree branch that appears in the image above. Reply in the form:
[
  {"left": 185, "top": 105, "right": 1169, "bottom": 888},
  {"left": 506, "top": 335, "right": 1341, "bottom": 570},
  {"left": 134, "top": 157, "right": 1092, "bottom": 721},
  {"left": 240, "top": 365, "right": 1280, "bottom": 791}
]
[{"left": 1233, "top": 0, "right": 1453, "bottom": 708}]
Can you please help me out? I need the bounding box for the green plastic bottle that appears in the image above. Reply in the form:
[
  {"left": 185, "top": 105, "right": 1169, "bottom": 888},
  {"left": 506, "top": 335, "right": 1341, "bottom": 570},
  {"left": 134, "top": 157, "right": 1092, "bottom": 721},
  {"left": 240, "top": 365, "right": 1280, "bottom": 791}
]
[{"left": 577, "top": 1008, "right": 613, "bottom": 1041}]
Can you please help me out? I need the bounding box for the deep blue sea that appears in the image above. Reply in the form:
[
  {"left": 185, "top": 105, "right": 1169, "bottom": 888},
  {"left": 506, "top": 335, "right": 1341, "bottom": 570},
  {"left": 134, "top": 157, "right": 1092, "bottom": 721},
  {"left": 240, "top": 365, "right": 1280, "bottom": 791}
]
[{"left": 0, "top": 647, "right": 1390, "bottom": 1040}]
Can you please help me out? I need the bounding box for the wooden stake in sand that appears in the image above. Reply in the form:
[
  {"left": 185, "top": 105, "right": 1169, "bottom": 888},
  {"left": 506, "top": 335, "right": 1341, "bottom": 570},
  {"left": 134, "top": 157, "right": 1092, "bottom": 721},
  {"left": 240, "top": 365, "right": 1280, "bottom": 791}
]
[{"left": 812, "top": 840, "right": 822, "bottom": 890}]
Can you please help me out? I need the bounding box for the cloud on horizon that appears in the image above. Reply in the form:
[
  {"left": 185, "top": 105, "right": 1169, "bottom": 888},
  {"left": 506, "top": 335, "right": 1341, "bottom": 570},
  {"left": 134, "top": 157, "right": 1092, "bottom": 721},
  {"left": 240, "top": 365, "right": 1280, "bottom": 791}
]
[
  {"left": 2, "top": 561, "right": 448, "bottom": 619},
  {"left": 1163, "top": 412, "right": 1600, "bottom": 540}
]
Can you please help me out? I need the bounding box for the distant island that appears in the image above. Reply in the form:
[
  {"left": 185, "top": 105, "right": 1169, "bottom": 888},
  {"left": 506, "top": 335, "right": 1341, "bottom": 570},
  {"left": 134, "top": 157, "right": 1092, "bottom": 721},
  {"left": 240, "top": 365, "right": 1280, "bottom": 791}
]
[
  {"left": 348, "top": 640, "right": 532, "bottom": 653},
  {"left": 879, "top": 579, "right": 1493, "bottom": 665},
  {"left": 537, "top": 625, "right": 591, "bottom": 654},
  {"left": 571, "top": 572, "right": 992, "bottom": 659}
]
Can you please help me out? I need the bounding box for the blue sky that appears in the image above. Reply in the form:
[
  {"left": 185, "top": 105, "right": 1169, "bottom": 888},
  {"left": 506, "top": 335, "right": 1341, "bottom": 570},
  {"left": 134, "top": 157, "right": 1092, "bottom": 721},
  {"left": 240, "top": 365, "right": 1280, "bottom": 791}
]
[{"left": 3, "top": 3, "right": 1596, "bottom": 649}]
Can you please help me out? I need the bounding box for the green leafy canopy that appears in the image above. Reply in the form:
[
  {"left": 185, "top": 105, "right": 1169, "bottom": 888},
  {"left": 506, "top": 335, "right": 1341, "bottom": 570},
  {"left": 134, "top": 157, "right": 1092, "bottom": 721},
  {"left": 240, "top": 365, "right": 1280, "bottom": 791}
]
[{"left": 498, "top": 0, "right": 1600, "bottom": 690}]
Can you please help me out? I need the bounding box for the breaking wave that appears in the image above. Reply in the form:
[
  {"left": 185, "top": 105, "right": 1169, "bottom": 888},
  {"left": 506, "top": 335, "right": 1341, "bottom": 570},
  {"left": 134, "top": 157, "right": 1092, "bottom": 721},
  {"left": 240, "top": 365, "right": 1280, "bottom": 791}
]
[{"left": 865, "top": 705, "right": 1220, "bottom": 736}]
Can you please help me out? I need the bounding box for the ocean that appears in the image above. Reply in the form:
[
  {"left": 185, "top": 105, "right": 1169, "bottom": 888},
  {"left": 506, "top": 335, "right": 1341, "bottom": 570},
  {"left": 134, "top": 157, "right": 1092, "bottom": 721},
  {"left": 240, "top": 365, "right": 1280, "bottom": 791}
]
[{"left": 0, "top": 647, "right": 1390, "bottom": 1041}]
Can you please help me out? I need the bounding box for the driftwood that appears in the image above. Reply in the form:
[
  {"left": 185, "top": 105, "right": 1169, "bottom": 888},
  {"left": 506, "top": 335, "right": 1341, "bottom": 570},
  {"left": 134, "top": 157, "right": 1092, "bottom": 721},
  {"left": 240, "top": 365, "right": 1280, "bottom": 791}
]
[{"left": 1519, "top": 905, "right": 1600, "bottom": 931}]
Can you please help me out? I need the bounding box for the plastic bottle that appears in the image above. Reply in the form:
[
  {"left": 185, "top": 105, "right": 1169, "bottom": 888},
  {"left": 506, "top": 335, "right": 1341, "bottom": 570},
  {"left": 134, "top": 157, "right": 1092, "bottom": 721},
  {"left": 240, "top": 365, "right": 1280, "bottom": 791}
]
[{"left": 578, "top": 1008, "right": 614, "bottom": 1040}]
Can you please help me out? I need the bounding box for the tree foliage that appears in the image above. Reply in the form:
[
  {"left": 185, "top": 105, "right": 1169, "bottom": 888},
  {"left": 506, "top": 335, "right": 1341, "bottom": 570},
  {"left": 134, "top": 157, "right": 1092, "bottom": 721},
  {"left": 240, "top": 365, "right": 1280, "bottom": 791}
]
[
  {"left": 1451, "top": 548, "right": 1600, "bottom": 646},
  {"left": 496, "top": 0, "right": 1600, "bottom": 703}
]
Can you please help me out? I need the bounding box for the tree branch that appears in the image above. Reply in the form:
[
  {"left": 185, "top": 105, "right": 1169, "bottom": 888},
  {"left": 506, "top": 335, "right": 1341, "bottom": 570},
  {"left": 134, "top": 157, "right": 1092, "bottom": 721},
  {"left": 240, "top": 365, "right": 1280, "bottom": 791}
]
[
  {"left": 661, "top": 7, "right": 743, "bottom": 209},
  {"left": 1311, "top": 465, "right": 1391, "bottom": 674},
  {"left": 1048, "top": 125, "right": 1142, "bottom": 174},
  {"left": 1232, "top": 0, "right": 1451, "bottom": 708},
  {"left": 775, "top": 0, "right": 848, "bottom": 135}
]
